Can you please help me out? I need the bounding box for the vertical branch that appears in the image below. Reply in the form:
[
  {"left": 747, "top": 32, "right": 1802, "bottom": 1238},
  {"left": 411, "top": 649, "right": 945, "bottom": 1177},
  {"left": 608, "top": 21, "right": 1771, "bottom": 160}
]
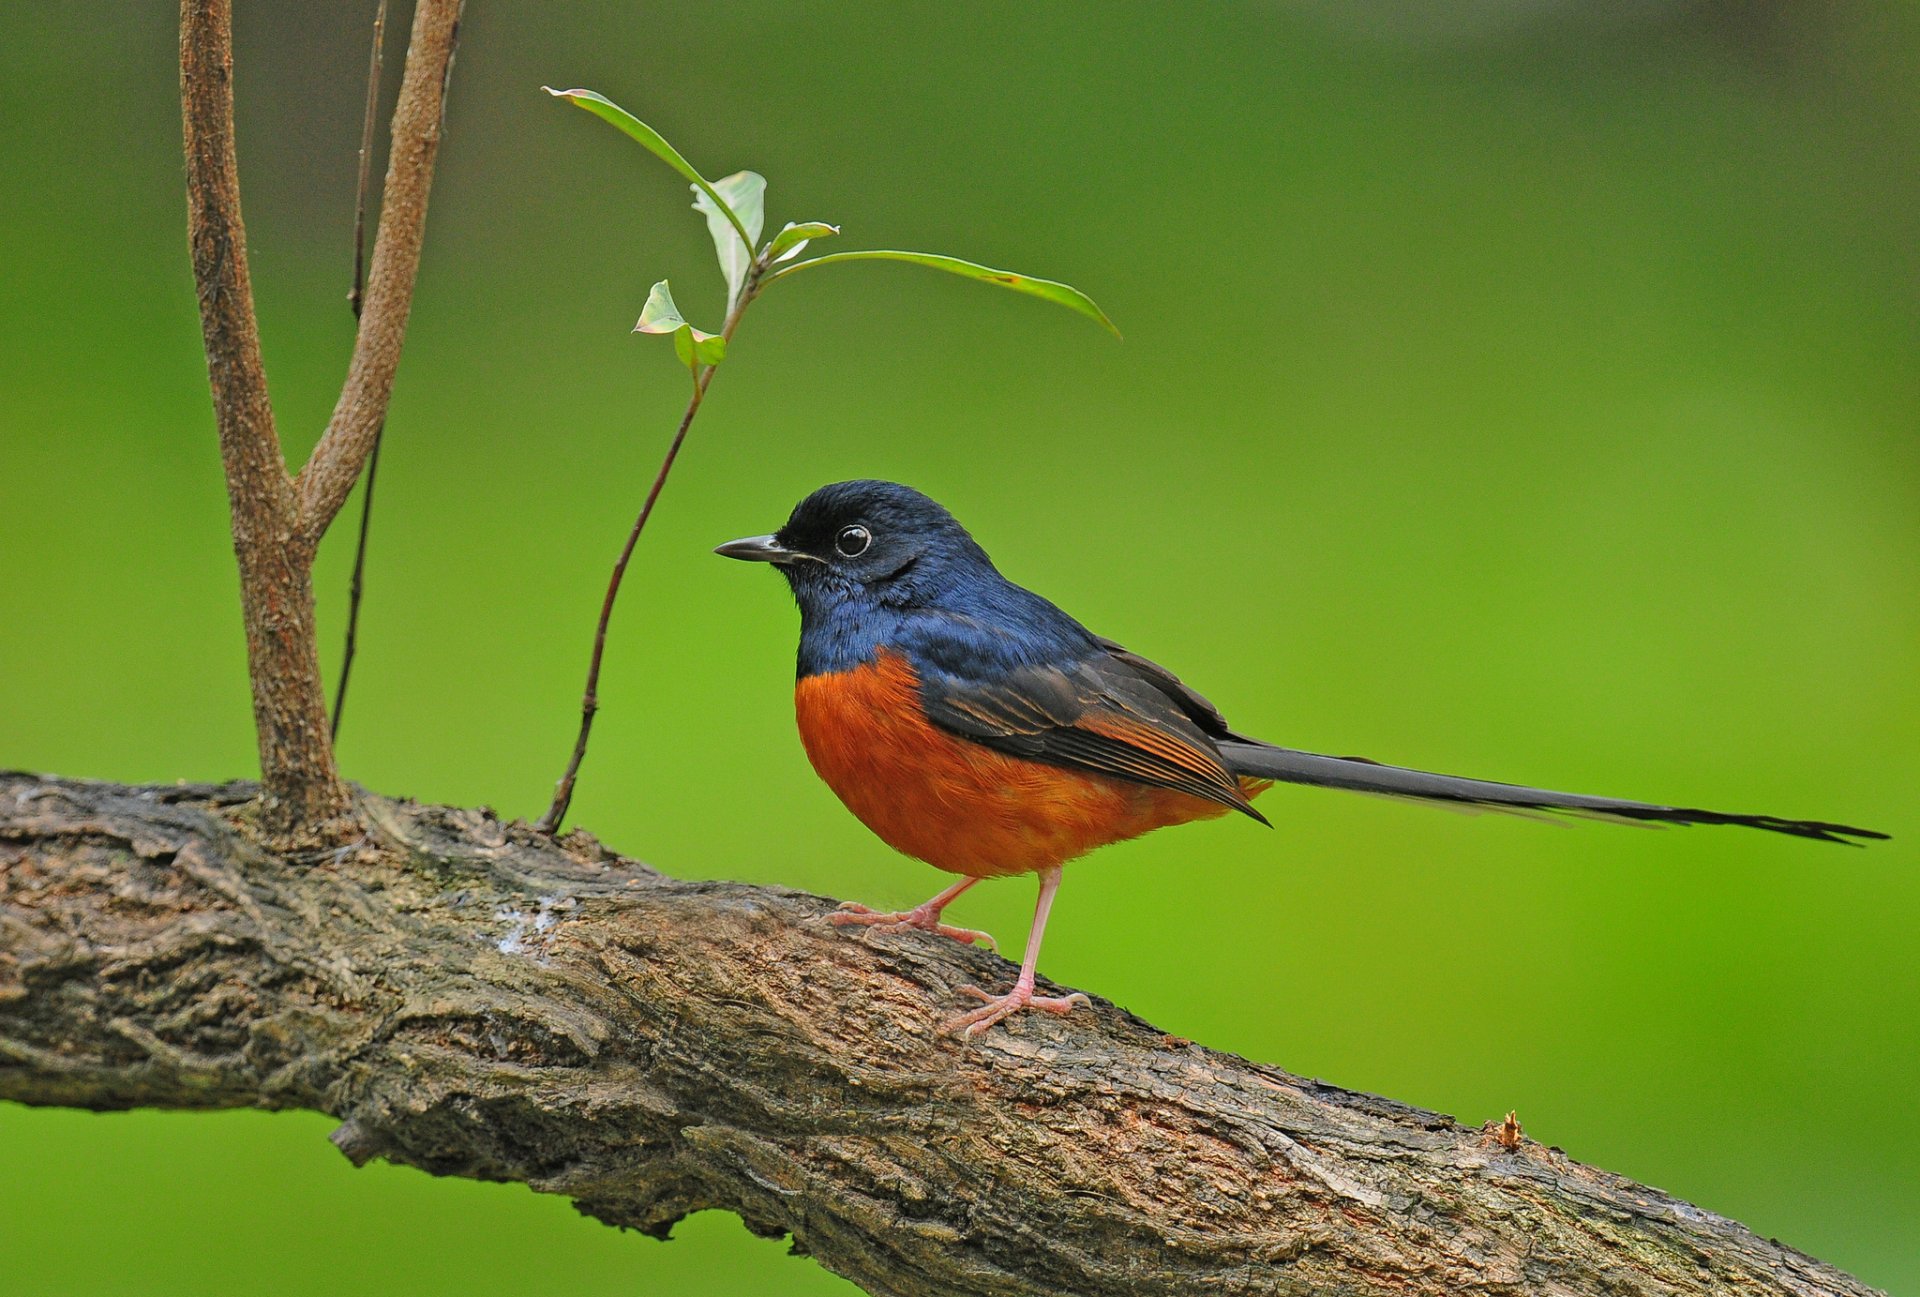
[
  {"left": 534, "top": 377, "right": 708, "bottom": 833},
  {"left": 180, "top": 0, "right": 466, "bottom": 844},
  {"left": 347, "top": 0, "right": 388, "bottom": 323},
  {"left": 297, "top": 0, "right": 466, "bottom": 538},
  {"left": 330, "top": 434, "right": 385, "bottom": 740},
  {"left": 181, "top": 0, "right": 349, "bottom": 839},
  {"left": 332, "top": 0, "right": 394, "bottom": 743},
  {"left": 535, "top": 266, "right": 765, "bottom": 834}
]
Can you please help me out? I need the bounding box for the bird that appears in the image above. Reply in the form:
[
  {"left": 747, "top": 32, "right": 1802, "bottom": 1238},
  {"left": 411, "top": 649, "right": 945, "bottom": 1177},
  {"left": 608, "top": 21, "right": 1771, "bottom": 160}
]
[{"left": 716, "top": 480, "right": 1887, "bottom": 1036}]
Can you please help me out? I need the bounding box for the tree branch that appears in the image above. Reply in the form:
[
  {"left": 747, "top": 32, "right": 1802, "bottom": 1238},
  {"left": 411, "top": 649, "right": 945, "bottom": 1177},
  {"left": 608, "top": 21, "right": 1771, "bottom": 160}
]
[
  {"left": 180, "top": 0, "right": 290, "bottom": 516},
  {"left": 331, "top": 0, "right": 396, "bottom": 744},
  {"left": 0, "top": 772, "right": 1881, "bottom": 1297},
  {"left": 180, "top": 0, "right": 345, "bottom": 838},
  {"left": 177, "top": 0, "right": 464, "bottom": 842},
  {"left": 535, "top": 262, "right": 766, "bottom": 834},
  {"left": 297, "top": 0, "right": 464, "bottom": 538}
]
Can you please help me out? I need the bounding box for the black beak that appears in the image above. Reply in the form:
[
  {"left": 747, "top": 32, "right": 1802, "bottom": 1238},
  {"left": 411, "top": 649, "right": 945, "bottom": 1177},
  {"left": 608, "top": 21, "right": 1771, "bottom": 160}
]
[{"left": 714, "top": 534, "right": 809, "bottom": 564}]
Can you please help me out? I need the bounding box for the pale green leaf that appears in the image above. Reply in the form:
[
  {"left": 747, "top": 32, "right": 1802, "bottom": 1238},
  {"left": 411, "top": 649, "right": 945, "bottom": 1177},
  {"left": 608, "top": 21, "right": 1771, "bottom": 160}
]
[
  {"left": 542, "top": 87, "right": 754, "bottom": 254},
  {"left": 768, "top": 221, "right": 840, "bottom": 264},
  {"left": 634, "top": 280, "right": 690, "bottom": 335},
  {"left": 762, "top": 249, "right": 1119, "bottom": 338},
  {"left": 693, "top": 171, "right": 766, "bottom": 313},
  {"left": 634, "top": 280, "right": 725, "bottom": 371}
]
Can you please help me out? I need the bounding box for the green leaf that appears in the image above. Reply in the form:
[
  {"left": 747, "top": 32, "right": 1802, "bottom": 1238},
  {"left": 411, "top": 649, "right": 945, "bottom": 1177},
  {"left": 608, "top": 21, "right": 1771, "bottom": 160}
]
[
  {"left": 542, "top": 87, "right": 754, "bottom": 255},
  {"left": 762, "top": 250, "right": 1119, "bottom": 338},
  {"left": 693, "top": 171, "right": 766, "bottom": 314},
  {"left": 672, "top": 327, "right": 727, "bottom": 370},
  {"left": 768, "top": 221, "right": 840, "bottom": 264},
  {"left": 634, "top": 280, "right": 726, "bottom": 371},
  {"left": 634, "top": 280, "right": 692, "bottom": 334}
]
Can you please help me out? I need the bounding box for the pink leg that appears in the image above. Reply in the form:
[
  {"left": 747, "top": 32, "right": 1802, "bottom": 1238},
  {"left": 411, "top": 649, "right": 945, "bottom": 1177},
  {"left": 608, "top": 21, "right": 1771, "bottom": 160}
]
[
  {"left": 944, "top": 866, "right": 1089, "bottom": 1037},
  {"left": 829, "top": 876, "right": 996, "bottom": 949}
]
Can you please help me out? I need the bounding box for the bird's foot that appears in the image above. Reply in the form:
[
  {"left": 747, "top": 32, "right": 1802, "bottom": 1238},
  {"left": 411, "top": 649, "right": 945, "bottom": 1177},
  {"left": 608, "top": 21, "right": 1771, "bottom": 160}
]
[
  {"left": 944, "top": 981, "right": 1090, "bottom": 1037},
  {"left": 828, "top": 901, "right": 997, "bottom": 951}
]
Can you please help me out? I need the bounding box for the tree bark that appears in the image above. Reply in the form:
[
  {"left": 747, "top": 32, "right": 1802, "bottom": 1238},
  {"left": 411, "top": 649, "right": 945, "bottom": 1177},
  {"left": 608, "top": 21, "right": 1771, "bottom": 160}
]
[
  {"left": 0, "top": 772, "right": 1882, "bottom": 1297},
  {"left": 297, "top": 0, "right": 464, "bottom": 536},
  {"left": 180, "top": 0, "right": 346, "bottom": 838},
  {"left": 177, "top": 0, "right": 463, "bottom": 844}
]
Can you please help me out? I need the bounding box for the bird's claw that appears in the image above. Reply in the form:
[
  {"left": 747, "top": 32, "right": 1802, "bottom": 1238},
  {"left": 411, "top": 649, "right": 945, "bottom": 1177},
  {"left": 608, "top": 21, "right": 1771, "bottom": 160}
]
[
  {"left": 945, "top": 983, "right": 1091, "bottom": 1037},
  {"left": 828, "top": 902, "right": 997, "bottom": 951}
]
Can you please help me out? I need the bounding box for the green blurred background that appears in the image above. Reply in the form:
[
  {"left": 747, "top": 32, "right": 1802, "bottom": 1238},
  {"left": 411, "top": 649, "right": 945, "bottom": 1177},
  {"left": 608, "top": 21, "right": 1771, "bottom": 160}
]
[{"left": 3, "top": 1, "right": 1915, "bottom": 1292}]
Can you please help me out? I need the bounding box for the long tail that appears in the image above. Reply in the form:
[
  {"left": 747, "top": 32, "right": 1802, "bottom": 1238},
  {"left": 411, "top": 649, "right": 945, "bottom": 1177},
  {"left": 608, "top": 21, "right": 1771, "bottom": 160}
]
[{"left": 1216, "top": 741, "right": 1887, "bottom": 845}]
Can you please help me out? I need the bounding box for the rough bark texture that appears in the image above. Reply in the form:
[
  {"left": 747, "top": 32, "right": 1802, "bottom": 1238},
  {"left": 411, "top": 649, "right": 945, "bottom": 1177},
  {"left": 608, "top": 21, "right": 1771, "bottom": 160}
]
[{"left": 0, "top": 772, "right": 1881, "bottom": 1297}]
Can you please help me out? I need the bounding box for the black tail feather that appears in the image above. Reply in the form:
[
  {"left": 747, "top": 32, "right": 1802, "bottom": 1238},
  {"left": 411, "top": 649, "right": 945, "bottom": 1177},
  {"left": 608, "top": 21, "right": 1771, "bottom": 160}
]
[{"left": 1216, "top": 741, "right": 1888, "bottom": 846}]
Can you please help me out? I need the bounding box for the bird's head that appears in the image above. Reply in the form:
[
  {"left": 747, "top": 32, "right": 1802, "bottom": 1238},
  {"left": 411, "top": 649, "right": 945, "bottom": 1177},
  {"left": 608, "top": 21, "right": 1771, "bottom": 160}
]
[{"left": 716, "top": 480, "right": 994, "bottom": 615}]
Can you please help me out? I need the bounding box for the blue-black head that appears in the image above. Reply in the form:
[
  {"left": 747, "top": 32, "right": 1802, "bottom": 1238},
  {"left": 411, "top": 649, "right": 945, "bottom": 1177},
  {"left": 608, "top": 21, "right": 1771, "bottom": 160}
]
[
  {"left": 719, "top": 480, "right": 1099, "bottom": 676},
  {"left": 715, "top": 480, "right": 995, "bottom": 617}
]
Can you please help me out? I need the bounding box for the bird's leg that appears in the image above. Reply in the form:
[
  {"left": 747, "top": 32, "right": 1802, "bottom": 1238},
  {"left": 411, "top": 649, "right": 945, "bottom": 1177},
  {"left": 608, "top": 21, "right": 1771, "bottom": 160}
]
[
  {"left": 830, "top": 876, "right": 996, "bottom": 948},
  {"left": 945, "top": 866, "right": 1088, "bottom": 1036}
]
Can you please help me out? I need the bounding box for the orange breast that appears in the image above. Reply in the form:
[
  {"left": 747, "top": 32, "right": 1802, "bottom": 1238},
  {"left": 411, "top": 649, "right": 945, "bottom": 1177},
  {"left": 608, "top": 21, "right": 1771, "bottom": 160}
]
[{"left": 794, "top": 649, "right": 1251, "bottom": 878}]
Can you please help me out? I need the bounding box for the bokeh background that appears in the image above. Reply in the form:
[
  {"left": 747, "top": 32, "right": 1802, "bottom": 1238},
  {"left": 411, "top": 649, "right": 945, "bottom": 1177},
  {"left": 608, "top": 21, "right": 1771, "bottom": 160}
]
[{"left": 3, "top": 1, "right": 1915, "bottom": 1292}]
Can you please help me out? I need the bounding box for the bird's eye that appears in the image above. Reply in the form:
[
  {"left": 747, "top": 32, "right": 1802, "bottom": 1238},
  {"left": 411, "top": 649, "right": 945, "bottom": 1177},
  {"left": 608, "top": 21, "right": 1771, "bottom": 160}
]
[{"left": 834, "top": 524, "right": 872, "bottom": 557}]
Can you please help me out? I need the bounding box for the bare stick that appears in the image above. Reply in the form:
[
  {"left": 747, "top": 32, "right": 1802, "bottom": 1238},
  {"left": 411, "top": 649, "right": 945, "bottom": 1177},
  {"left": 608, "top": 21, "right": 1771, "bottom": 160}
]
[
  {"left": 331, "top": 431, "right": 385, "bottom": 741},
  {"left": 1, "top": 771, "right": 1886, "bottom": 1297},
  {"left": 347, "top": 0, "right": 388, "bottom": 322},
  {"left": 181, "top": 0, "right": 346, "bottom": 837},
  {"left": 180, "top": 0, "right": 465, "bottom": 842},
  {"left": 297, "top": 0, "right": 465, "bottom": 540},
  {"left": 535, "top": 377, "right": 709, "bottom": 833},
  {"left": 332, "top": 0, "right": 393, "bottom": 743},
  {"left": 535, "top": 268, "right": 765, "bottom": 833}
]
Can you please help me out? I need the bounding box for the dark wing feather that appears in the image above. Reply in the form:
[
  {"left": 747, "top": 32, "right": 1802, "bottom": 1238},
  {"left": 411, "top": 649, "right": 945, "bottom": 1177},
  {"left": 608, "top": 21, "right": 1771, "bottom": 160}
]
[
  {"left": 919, "top": 653, "right": 1268, "bottom": 823},
  {"left": 1092, "top": 636, "right": 1234, "bottom": 736}
]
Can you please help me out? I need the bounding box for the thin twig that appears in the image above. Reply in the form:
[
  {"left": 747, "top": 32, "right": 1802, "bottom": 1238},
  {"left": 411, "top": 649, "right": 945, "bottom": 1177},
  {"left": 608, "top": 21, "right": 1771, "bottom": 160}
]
[
  {"left": 347, "top": 0, "right": 388, "bottom": 322},
  {"left": 535, "top": 264, "right": 766, "bottom": 833},
  {"left": 332, "top": 0, "right": 392, "bottom": 743},
  {"left": 533, "top": 384, "right": 707, "bottom": 833},
  {"left": 330, "top": 427, "right": 385, "bottom": 740}
]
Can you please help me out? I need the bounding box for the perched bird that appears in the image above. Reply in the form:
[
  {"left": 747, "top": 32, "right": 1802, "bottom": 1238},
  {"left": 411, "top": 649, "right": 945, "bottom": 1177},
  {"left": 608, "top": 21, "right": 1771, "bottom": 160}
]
[{"left": 718, "top": 481, "right": 1886, "bottom": 1035}]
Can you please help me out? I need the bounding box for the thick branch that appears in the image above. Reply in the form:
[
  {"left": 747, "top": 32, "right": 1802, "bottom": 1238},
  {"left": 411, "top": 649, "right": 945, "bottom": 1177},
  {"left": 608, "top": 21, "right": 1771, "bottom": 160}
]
[
  {"left": 297, "top": 0, "right": 464, "bottom": 538},
  {"left": 0, "top": 773, "right": 1881, "bottom": 1297},
  {"left": 180, "top": 0, "right": 345, "bottom": 837}
]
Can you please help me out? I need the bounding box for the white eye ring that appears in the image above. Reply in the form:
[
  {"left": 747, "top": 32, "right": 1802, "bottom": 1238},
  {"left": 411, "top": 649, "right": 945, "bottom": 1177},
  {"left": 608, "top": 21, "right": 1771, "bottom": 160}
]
[{"left": 835, "top": 524, "right": 872, "bottom": 557}]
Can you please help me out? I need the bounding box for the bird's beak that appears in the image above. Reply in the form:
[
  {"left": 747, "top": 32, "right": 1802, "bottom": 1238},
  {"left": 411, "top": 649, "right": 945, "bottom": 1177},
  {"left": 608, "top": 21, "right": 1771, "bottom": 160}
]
[{"left": 714, "top": 534, "right": 808, "bottom": 565}]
